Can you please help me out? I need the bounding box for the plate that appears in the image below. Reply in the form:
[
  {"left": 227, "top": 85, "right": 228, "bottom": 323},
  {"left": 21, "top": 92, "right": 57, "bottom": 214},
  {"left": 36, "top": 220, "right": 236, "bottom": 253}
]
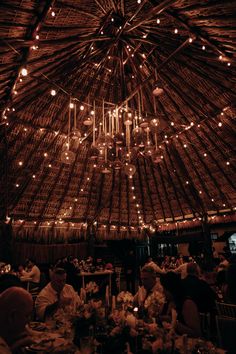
[
  {"left": 29, "top": 322, "right": 47, "bottom": 331},
  {"left": 29, "top": 340, "right": 53, "bottom": 351}
]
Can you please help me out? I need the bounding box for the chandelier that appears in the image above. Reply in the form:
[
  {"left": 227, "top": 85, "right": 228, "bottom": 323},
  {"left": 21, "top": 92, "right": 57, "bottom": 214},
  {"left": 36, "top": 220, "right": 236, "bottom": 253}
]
[{"left": 61, "top": 96, "right": 163, "bottom": 177}]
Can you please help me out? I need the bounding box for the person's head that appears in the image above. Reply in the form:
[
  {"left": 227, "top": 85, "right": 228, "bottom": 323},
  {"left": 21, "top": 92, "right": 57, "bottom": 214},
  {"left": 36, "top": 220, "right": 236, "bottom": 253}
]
[
  {"left": 51, "top": 268, "right": 67, "bottom": 293},
  {"left": 187, "top": 262, "right": 201, "bottom": 277},
  {"left": 160, "top": 271, "right": 183, "bottom": 305},
  {"left": 0, "top": 287, "right": 33, "bottom": 343},
  {"left": 26, "top": 258, "right": 35, "bottom": 268},
  {"left": 0, "top": 273, "right": 22, "bottom": 293},
  {"left": 140, "top": 265, "right": 157, "bottom": 291},
  {"left": 105, "top": 263, "right": 113, "bottom": 270}
]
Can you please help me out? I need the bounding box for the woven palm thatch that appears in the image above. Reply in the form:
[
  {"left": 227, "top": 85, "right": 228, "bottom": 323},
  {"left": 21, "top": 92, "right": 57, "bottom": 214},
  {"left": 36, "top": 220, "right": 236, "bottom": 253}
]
[{"left": 0, "top": 0, "right": 235, "bottom": 238}]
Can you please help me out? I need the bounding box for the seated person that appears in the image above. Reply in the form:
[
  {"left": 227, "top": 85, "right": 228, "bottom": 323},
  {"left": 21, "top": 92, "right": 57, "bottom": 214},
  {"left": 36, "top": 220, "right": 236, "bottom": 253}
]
[
  {"left": 20, "top": 259, "right": 40, "bottom": 287},
  {"left": 35, "top": 268, "right": 81, "bottom": 321},
  {"left": 160, "top": 272, "right": 201, "bottom": 338},
  {"left": 0, "top": 287, "right": 33, "bottom": 354},
  {"left": 182, "top": 262, "right": 216, "bottom": 313},
  {"left": 133, "top": 265, "right": 163, "bottom": 307}
]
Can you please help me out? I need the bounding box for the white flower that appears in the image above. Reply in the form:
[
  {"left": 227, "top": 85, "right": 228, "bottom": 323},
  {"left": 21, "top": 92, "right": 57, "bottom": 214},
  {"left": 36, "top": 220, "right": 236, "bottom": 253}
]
[
  {"left": 117, "top": 291, "right": 134, "bottom": 303},
  {"left": 85, "top": 281, "right": 99, "bottom": 294},
  {"left": 144, "top": 290, "right": 165, "bottom": 310}
]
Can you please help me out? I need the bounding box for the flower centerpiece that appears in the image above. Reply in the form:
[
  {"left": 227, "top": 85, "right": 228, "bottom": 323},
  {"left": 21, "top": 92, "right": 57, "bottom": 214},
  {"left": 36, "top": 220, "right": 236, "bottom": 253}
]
[
  {"left": 144, "top": 291, "right": 165, "bottom": 318},
  {"left": 117, "top": 291, "right": 134, "bottom": 306},
  {"left": 85, "top": 281, "right": 99, "bottom": 300}
]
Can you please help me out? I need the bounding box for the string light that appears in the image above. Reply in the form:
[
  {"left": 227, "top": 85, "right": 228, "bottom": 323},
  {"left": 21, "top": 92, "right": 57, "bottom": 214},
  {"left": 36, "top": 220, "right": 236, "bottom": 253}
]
[
  {"left": 50, "top": 89, "right": 56, "bottom": 96},
  {"left": 156, "top": 18, "right": 160, "bottom": 24},
  {"left": 21, "top": 68, "right": 28, "bottom": 76}
]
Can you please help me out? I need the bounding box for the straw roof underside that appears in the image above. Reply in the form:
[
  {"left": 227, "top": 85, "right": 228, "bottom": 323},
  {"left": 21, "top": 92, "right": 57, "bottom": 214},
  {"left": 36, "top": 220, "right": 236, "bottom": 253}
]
[{"left": 0, "top": 0, "right": 236, "bottom": 233}]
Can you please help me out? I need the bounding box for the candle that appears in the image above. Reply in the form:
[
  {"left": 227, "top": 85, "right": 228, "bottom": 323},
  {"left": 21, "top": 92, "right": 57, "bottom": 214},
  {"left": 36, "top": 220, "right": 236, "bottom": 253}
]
[{"left": 105, "top": 285, "right": 110, "bottom": 307}]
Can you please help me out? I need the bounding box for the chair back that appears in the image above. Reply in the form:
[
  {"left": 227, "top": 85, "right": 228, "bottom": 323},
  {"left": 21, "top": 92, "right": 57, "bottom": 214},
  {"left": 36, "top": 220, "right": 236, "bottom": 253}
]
[
  {"left": 199, "top": 312, "right": 211, "bottom": 340},
  {"left": 216, "top": 302, "right": 236, "bottom": 352},
  {"left": 216, "top": 301, "right": 236, "bottom": 318}
]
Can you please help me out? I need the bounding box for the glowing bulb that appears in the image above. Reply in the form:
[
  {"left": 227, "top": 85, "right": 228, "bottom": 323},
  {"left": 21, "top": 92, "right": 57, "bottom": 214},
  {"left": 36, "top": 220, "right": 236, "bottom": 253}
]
[
  {"left": 35, "top": 34, "right": 39, "bottom": 40},
  {"left": 21, "top": 68, "right": 28, "bottom": 76},
  {"left": 51, "top": 11, "right": 55, "bottom": 17},
  {"left": 218, "top": 122, "right": 222, "bottom": 127},
  {"left": 69, "top": 102, "right": 74, "bottom": 108},
  {"left": 174, "top": 28, "right": 178, "bottom": 34},
  {"left": 202, "top": 45, "right": 206, "bottom": 50},
  {"left": 156, "top": 18, "right": 160, "bottom": 24},
  {"left": 80, "top": 105, "right": 84, "bottom": 111},
  {"left": 189, "top": 38, "right": 193, "bottom": 43},
  {"left": 50, "top": 89, "right": 56, "bottom": 96}
]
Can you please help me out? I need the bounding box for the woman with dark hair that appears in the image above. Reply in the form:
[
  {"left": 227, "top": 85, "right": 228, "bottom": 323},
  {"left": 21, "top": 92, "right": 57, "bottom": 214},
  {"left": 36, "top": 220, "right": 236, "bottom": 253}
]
[{"left": 160, "top": 272, "right": 201, "bottom": 338}]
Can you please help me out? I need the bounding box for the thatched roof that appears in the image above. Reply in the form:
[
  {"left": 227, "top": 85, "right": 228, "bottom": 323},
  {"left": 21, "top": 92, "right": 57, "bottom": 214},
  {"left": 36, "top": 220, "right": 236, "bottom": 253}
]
[{"left": 0, "top": 0, "right": 235, "bottom": 238}]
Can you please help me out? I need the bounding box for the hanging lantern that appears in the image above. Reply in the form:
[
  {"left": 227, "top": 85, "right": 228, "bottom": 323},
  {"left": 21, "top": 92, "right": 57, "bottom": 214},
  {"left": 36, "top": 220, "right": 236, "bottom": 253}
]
[
  {"left": 83, "top": 116, "right": 93, "bottom": 126},
  {"left": 61, "top": 150, "right": 75, "bottom": 164},
  {"left": 153, "top": 84, "right": 164, "bottom": 96},
  {"left": 150, "top": 118, "right": 160, "bottom": 130},
  {"left": 124, "top": 112, "right": 133, "bottom": 126},
  {"left": 70, "top": 127, "right": 81, "bottom": 140},
  {"left": 114, "top": 132, "right": 124, "bottom": 145},
  {"left": 132, "top": 126, "right": 143, "bottom": 137},
  {"left": 152, "top": 151, "right": 162, "bottom": 164},
  {"left": 96, "top": 133, "right": 113, "bottom": 149},
  {"left": 144, "top": 146, "right": 155, "bottom": 157},
  {"left": 139, "top": 119, "right": 149, "bottom": 128},
  {"left": 100, "top": 162, "right": 112, "bottom": 174},
  {"left": 113, "top": 157, "right": 123, "bottom": 170},
  {"left": 124, "top": 163, "right": 136, "bottom": 176},
  {"left": 89, "top": 145, "right": 99, "bottom": 159}
]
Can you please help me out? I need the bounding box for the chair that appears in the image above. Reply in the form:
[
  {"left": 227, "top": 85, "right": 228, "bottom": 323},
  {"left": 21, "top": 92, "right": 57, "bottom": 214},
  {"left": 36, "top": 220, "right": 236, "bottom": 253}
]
[
  {"left": 216, "top": 301, "right": 236, "bottom": 318},
  {"left": 215, "top": 302, "right": 236, "bottom": 352},
  {"left": 115, "top": 266, "right": 122, "bottom": 292},
  {"left": 199, "top": 312, "right": 211, "bottom": 340}
]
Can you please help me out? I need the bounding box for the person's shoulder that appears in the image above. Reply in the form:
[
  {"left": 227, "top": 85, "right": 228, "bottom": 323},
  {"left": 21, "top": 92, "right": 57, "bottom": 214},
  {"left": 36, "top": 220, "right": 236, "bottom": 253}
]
[
  {"left": 0, "top": 337, "right": 11, "bottom": 354},
  {"left": 38, "top": 282, "right": 51, "bottom": 295},
  {"left": 64, "top": 284, "right": 76, "bottom": 292}
]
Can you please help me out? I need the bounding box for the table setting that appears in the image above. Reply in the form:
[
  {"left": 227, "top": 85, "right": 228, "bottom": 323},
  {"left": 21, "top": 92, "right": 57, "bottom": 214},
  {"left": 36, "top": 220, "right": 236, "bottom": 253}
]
[{"left": 22, "top": 288, "right": 226, "bottom": 354}]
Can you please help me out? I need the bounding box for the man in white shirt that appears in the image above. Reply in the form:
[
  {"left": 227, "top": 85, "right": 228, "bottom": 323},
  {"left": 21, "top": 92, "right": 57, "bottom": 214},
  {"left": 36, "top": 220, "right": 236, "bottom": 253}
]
[
  {"left": 0, "top": 287, "right": 33, "bottom": 354},
  {"left": 133, "top": 265, "right": 163, "bottom": 306},
  {"left": 35, "top": 268, "right": 81, "bottom": 321},
  {"left": 20, "top": 259, "right": 41, "bottom": 285}
]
